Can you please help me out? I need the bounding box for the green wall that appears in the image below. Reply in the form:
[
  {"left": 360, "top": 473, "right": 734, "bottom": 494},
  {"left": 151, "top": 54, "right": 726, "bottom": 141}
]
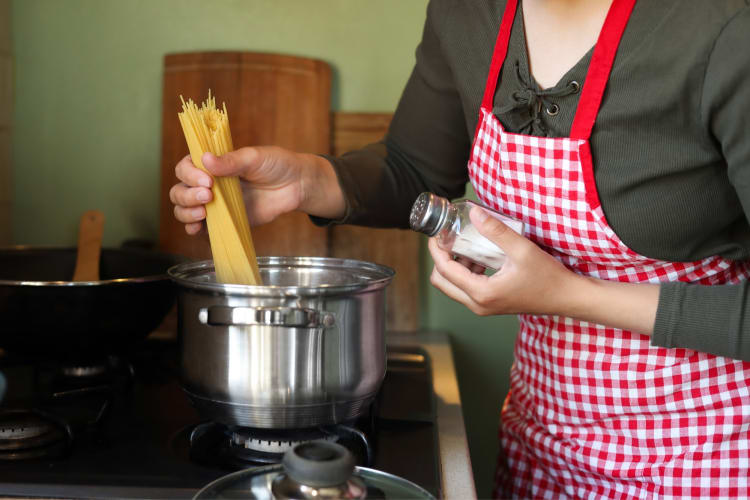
[{"left": 10, "top": 1, "right": 518, "bottom": 496}]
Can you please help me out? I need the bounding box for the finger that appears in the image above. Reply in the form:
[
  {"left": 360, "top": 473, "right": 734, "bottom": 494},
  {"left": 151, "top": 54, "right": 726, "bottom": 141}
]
[
  {"left": 429, "top": 241, "right": 500, "bottom": 314},
  {"left": 469, "top": 206, "right": 525, "bottom": 254},
  {"left": 454, "top": 256, "right": 486, "bottom": 275},
  {"left": 169, "top": 182, "right": 213, "bottom": 208},
  {"left": 468, "top": 261, "right": 487, "bottom": 274},
  {"left": 173, "top": 204, "right": 206, "bottom": 224},
  {"left": 427, "top": 237, "right": 456, "bottom": 266},
  {"left": 428, "top": 238, "right": 472, "bottom": 277},
  {"left": 185, "top": 222, "right": 203, "bottom": 235},
  {"left": 175, "top": 155, "right": 213, "bottom": 188},
  {"left": 429, "top": 237, "right": 483, "bottom": 283},
  {"left": 454, "top": 255, "right": 473, "bottom": 268},
  {"left": 429, "top": 265, "right": 484, "bottom": 314},
  {"left": 428, "top": 238, "right": 494, "bottom": 304},
  {"left": 202, "top": 147, "right": 262, "bottom": 178}
]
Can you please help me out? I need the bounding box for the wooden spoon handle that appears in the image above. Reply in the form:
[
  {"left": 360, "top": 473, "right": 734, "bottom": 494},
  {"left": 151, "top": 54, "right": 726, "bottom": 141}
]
[{"left": 72, "top": 210, "right": 105, "bottom": 282}]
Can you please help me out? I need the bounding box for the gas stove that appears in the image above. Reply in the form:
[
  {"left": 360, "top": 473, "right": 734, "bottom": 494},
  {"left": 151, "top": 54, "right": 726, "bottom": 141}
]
[{"left": 0, "top": 336, "right": 440, "bottom": 498}]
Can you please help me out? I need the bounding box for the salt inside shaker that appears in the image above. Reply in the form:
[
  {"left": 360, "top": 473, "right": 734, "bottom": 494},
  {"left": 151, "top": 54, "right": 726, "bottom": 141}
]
[{"left": 409, "top": 192, "right": 524, "bottom": 271}]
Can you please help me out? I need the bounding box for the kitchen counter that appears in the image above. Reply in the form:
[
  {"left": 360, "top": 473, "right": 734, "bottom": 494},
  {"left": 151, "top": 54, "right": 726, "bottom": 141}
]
[{"left": 387, "top": 331, "right": 476, "bottom": 500}]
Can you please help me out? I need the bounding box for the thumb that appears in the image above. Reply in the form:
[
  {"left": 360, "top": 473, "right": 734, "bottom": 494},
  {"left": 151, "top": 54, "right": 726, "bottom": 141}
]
[
  {"left": 469, "top": 206, "right": 526, "bottom": 253},
  {"left": 201, "top": 147, "right": 261, "bottom": 178}
]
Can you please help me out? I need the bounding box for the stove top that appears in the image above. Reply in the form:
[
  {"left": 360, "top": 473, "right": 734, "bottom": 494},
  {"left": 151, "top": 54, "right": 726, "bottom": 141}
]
[{"left": 0, "top": 338, "right": 440, "bottom": 498}]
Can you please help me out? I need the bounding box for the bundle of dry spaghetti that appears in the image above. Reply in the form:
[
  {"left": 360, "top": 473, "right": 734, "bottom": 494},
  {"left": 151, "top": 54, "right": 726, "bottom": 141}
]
[{"left": 178, "top": 91, "right": 262, "bottom": 285}]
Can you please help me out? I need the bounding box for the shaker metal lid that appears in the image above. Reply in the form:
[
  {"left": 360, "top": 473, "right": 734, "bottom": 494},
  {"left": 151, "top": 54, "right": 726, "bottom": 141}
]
[{"left": 409, "top": 192, "right": 450, "bottom": 237}]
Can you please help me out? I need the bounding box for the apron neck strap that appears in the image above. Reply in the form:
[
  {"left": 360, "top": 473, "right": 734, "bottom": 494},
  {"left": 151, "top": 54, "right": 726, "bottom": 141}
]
[
  {"left": 480, "top": 0, "right": 519, "bottom": 112},
  {"left": 570, "top": 0, "right": 636, "bottom": 139},
  {"left": 480, "top": 0, "right": 637, "bottom": 141}
]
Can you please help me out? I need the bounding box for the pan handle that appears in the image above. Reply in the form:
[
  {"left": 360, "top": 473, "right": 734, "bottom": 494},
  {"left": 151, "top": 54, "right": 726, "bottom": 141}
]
[{"left": 199, "top": 306, "right": 335, "bottom": 328}]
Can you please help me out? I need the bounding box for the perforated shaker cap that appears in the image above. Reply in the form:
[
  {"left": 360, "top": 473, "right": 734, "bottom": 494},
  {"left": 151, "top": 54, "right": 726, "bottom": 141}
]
[{"left": 409, "top": 192, "right": 451, "bottom": 237}]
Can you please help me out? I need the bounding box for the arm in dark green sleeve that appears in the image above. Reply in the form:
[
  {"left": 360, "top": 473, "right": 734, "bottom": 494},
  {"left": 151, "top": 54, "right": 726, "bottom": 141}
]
[
  {"left": 318, "top": 0, "right": 471, "bottom": 229},
  {"left": 651, "top": 5, "right": 750, "bottom": 360}
]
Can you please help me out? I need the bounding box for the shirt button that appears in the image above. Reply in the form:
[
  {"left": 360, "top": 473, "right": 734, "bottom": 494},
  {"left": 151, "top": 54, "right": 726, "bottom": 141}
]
[{"left": 546, "top": 104, "right": 560, "bottom": 116}]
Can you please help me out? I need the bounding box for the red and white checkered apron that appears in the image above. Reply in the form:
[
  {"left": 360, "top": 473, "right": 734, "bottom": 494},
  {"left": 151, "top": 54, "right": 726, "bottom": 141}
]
[{"left": 468, "top": 0, "right": 750, "bottom": 498}]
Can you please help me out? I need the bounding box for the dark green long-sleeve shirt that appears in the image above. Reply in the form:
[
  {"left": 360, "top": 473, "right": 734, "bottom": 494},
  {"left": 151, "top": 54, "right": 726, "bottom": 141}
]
[{"left": 324, "top": 0, "right": 750, "bottom": 361}]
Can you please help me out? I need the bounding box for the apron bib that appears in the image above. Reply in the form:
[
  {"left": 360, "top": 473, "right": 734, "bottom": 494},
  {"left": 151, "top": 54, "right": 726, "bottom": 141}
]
[{"left": 467, "top": 0, "right": 750, "bottom": 497}]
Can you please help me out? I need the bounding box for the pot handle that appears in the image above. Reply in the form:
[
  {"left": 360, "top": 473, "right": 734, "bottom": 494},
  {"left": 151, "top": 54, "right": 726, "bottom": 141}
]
[{"left": 200, "top": 306, "right": 335, "bottom": 328}]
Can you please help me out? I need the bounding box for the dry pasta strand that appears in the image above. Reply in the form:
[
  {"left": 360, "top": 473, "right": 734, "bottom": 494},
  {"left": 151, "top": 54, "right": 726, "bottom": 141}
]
[{"left": 178, "top": 91, "right": 262, "bottom": 285}]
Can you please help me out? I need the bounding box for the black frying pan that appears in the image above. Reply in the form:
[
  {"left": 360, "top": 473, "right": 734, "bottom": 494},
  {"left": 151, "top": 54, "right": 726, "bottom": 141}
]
[{"left": 0, "top": 246, "right": 184, "bottom": 361}]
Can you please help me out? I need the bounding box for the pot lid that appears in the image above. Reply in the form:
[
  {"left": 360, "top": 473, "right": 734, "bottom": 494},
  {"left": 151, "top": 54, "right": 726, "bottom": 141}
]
[{"left": 193, "top": 441, "right": 435, "bottom": 500}]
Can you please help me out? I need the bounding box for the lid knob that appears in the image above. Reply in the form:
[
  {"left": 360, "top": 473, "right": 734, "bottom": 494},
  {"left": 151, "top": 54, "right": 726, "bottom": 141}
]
[{"left": 282, "top": 440, "right": 355, "bottom": 487}]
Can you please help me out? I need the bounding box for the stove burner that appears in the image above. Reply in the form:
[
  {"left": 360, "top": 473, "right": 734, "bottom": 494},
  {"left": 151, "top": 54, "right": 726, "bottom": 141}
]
[
  {"left": 54, "top": 356, "right": 129, "bottom": 386},
  {"left": 60, "top": 364, "right": 109, "bottom": 379},
  {"left": 177, "top": 421, "right": 374, "bottom": 470},
  {"left": 0, "top": 410, "right": 72, "bottom": 460},
  {"left": 230, "top": 427, "right": 338, "bottom": 455}
]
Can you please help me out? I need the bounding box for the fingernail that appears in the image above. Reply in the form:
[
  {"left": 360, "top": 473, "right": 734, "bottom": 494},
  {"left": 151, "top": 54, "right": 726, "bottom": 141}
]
[
  {"left": 198, "top": 177, "right": 211, "bottom": 188},
  {"left": 192, "top": 208, "right": 204, "bottom": 219},
  {"left": 196, "top": 189, "right": 210, "bottom": 202}
]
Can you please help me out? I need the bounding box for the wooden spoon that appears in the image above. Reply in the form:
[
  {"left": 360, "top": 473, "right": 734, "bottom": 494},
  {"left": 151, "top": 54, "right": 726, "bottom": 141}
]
[{"left": 72, "top": 210, "right": 105, "bottom": 282}]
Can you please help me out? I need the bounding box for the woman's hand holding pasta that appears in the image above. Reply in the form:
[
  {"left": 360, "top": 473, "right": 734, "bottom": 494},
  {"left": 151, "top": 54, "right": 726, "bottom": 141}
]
[{"left": 170, "top": 146, "right": 345, "bottom": 235}]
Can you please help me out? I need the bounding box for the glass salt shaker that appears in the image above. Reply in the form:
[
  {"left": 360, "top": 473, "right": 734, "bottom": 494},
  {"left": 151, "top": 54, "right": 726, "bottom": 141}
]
[{"left": 409, "top": 192, "right": 524, "bottom": 271}]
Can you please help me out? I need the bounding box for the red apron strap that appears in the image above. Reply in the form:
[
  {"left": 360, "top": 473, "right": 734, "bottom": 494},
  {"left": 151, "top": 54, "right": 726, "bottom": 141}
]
[
  {"left": 480, "top": 0, "right": 519, "bottom": 111},
  {"left": 570, "top": 0, "right": 637, "bottom": 140}
]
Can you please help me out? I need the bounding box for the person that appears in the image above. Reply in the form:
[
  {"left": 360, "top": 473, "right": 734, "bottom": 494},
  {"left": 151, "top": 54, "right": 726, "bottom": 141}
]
[{"left": 169, "top": 0, "right": 750, "bottom": 497}]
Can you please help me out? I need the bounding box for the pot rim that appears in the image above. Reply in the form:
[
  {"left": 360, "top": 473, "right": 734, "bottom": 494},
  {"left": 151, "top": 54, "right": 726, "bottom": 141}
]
[
  {"left": 168, "top": 256, "right": 395, "bottom": 297},
  {"left": 0, "top": 245, "right": 179, "bottom": 287}
]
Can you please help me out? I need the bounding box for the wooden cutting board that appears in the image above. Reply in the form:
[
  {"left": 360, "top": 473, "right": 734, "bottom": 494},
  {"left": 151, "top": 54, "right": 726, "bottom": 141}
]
[
  {"left": 158, "top": 52, "right": 420, "bottom": 331},
  {"left": 329, "top": 112, "right": 420, "bottom": 332},
  {"left": 159, "top": 51, "right": 331, "bottom": 259}
]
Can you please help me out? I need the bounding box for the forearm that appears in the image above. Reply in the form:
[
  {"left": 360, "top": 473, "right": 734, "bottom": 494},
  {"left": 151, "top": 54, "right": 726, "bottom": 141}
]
[
  {"left": 297, "top": 153, "right": 347, "bottom": 220},
  {"left": 652, "top": 280, "right": 750, "bottom": 361},
  {"left": 561, "top": 274, "right": 660, "bottom": 336}
]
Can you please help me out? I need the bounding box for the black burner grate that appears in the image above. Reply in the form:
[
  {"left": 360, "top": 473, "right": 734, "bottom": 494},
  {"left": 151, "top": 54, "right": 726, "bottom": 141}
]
[
  {"left": 179, "top": 420, "right": 374, "bottom": 470},
  {"left": 0, "top": 409, "right": 72, "bottom": 460}
]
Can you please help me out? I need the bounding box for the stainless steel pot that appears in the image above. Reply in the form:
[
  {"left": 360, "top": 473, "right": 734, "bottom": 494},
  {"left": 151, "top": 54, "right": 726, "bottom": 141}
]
[{"left": 168, "top": 256, "right": 394, "bottom": 429}]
